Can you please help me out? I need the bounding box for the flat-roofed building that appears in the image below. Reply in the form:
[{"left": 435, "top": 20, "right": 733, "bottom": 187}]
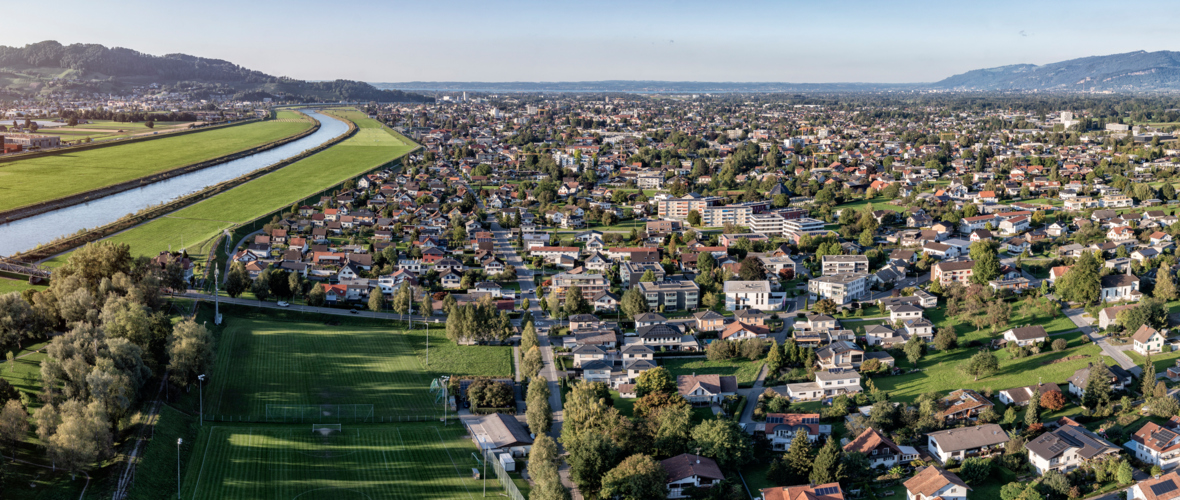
[
  {"left": 724, "top": 280, "right": 782, "bottom": 311},
  {"left": 822, "top": 255, "right": 869, "bottom": 275},
  {"left": 808, "top": 273, "right": 869, "bottom": 304},
  {"left": 637, "top": 279, "right": 700, "bottom": 311}
]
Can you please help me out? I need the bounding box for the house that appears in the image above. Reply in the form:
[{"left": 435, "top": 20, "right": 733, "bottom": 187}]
[
  {"left": 939, "top": 389, "right": 994, "bottom": 422},
  {"left": 721, "top": 321, "right": 770, "bottom": 341},
  {"left": 635, "top": 313, "right": 669, "bottom": 329},
  {"left": 932, "top": 260, "right": 974, "bottom": 285},
  {"left": 1098, "top": 303, "right": 1138, "bottom": 329},
  {"left": 662, "top": 454, "right": 725, "bottom": 499},
  {"left": 1002, "top": 325, "right": 1048, "bottom": 347},
  {"left": 816, "top": 341, "right": 864, "bottom": 370},
  {"left": 807, "top": 273, "right": 869, "bottom": 305},
  {"left": 1134, "top": 325, "right": 1166, "bottom": 355},
  {"left": 1048, "top": 265, "right": 1071, "bottom": 284},
  {"left": 591, "top": 291, "right": 620, "bottom": 312},
  {"left": 1129, "top": 417, "right": 1180, "bottom": 471},
  {"left": 760, "top": 483, "right": 845, "bottom": 500},
  {"left": 677, "top": 374, "right": 737, "bottom": 406},
  {"left": 926, "top": 424, "right": 1007, "bottom": 464},
  {"left": 888, "top": 304, "right": 923, "bottom": 323},
  {"left": 1026, "top": 419, "right": 1120, "bottom": 474},
  {"left": 1130, "top": 470, "right": 1180, "bottom": 500},
  {"left": 997, "top": 383, "right": 1062, "bottom": 407},
  {"left": 1067, "top": 362, "right": 1133, "bottom": 397},
  {"left": 762, "top": 413, "right": 830, "bottom": 449},
  {"left": 1100, "top": 273, "right": 1142, "bottom": 302},
  {"left": 844, "top": 428, "right": 917, "bottom": 468},
  {"left": 439, "top": 270, "right": 462, "bottom": 289},
  {"left": 904, "top": 467, "right": 970, "bottom": 500},
  {"left": 693, "top": 310, "right": 726, "bottom": 332}
]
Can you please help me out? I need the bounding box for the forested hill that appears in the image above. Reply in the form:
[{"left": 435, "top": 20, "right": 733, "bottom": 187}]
[
  {"left": 932, "top": 51, "right": 1180, "bottom": 91},
  {"left": 0, "top": 40, "right": 432, "bottom": 102}
]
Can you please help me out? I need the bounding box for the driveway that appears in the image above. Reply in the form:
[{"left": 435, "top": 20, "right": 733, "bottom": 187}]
[{"left": 1063, "top": 307, "right": 1140, "bottom": 374}]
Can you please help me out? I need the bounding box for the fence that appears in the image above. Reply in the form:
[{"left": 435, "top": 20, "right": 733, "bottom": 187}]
[
  {"left": 201, "top": 412, "right": 451, "bottom": 424},
  {"left": 470, "top": 432, "right": 527, "bottom": 500}
]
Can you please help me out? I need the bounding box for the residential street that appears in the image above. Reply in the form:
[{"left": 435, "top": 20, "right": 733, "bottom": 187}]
[{"left": 1063, "top": 307, "right": 1140, "bottom": 374}]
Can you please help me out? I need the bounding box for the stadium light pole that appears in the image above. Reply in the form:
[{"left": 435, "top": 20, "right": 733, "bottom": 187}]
[
  {"left": 198, "top": 374, "right": 206, "bottom": 426},
  {"left": 177, "top": 438, "right": 183, "bottom": 499}
]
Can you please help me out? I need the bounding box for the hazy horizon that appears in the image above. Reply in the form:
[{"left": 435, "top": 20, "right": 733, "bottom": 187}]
[{"left": 4, "top": 0, "right": 1178, "bottom": 84}]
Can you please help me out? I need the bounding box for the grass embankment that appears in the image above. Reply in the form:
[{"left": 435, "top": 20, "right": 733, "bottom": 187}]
[
  {"left": 48, "top": 109, "right": 415, "bottom": 263},
  {"left": 0, "top": 114, "right": 314, "bottom": 212}
]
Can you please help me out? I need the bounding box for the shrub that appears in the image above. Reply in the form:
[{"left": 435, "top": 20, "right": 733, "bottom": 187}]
[{"left": 1052, "top": 338, "right": 1068, "bottom": 351}]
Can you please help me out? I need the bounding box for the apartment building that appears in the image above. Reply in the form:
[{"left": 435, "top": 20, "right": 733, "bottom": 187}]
[
  {"left": 724, "top": 280, "right": 782, "bottom": 311},
  {"left": 551, "top": 273, "right": 609, "bottom": 300},
  {"left": 932, "top": 260, "right": 974, "bottom": 285},
  {"left": 822, "top": 254, "right": 869, "bottom": 275},
  {"left": 637, "top": 279, "right": 700, "bottom": 311},
  {"left": 808, "top": 273, "right": 869, "bottom": 304},
  {"left": 656, "top": 194, "right": 722, "bottom": 220},
  {"left": 620, "top": 261, "right": 665, "bottom": 289},
  {"left": 749, "top": 213, "right": 786, "bottom": 237}
]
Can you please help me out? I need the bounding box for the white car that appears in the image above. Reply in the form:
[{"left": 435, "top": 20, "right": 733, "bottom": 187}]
[{"left": 277, "top": 301, "right": 290, "bottom": 307}]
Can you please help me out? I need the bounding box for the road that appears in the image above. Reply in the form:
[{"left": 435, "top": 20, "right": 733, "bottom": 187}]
[
  {"left": 487, "top": 219, "right": 579, "bottom": 498},
  {"left": 1063, "top": 306, "right": 1140, "bottom": 375}
]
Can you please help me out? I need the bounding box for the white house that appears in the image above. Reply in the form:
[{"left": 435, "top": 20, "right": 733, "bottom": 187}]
[
  {"left": 926, "top": 424, "right": 1007, "bottom": 463},
  {"left": 1002, "top": 325, "right": 1048, "bottom": 347},
  {"left": 1026, "top": 420, "right": 1119, "bottom": 475},
  {"left": 904, "top": 466, "right": 970, "bottom": 500},
  {"left": 1133, "top": 325, "right": 1166, "bottom": 355},
  {"left": 724, "top": 280, "right": 783, "bottom": 311},
  {"left": 1129, "top": 417, "right": 1180, "bottom": 472},
  {"left": 1130, "top": 471, "right": 1180, "bottom": 500}
]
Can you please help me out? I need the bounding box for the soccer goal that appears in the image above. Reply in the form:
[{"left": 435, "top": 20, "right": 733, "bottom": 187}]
[{"left": 312, "top": 424, "right": 342, "bottom": 436}]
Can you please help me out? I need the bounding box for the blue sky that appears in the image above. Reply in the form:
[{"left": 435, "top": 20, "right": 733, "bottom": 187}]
[{"left": 6, "top": 0, "right": 1178, "bottom": 83}]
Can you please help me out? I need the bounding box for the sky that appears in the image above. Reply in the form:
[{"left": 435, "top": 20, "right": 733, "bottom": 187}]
[{"left": 5, "top": 0, "right": 1179, "bottom": 83}]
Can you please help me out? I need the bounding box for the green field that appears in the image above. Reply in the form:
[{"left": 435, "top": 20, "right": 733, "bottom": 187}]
[
  {"left": 832, "top": 195, "right": 905, "bottom": 213},
  {"left": 35, "top": 119, "right": 192, "bottom": 142},
  {"left": 51, "top": 109, "right": 416, "bottom": 262},
  {"left": 0, "top": 115, "right": 314, "bottom": 212},
  {"left": 0, "top": 277, "right": 45, "bottom": 294},
  {"left": 180, "top": 423, "right": 480, "bottom": 500},
  {"left": 202, "top": 306, "right": 510, "bottom": 420},
  {"left": 661, "top": 358, "right": 765, "bottom": 386}
]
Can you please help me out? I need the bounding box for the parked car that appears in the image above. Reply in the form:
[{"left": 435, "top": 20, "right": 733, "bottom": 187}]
[{"left": 277, "top": 301, "right": 289, "bottom": 307}]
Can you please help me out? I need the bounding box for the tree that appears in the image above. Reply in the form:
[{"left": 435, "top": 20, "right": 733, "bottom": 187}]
[
  {"left": 529, "top": 435, "right": 569, "bottom": 500},
  {"left": 739, "top": 256, "right": 767, "bottom": 281},
  {"left": 1083, "top": 363, "right": 1114, "bottom": 409},
  {"left": 813, "top": 298, "right": 837, "bottom": 315},
  {"left": 1156, "top": 270, "right": 1179, "bottom": 301},
  {"left": 964, "top": 350, "right": 999, "bottom": 381},
  {"left": 904, "top": 335, "right": 924, "bottom": 366},
  {"left": 634, "top": 367, "right": 676, "bottom": 397},
  {"left": 958, "top": 457, "right": 992, "bottom": 484},
  {"left": 633, "top": 391, "right": 689, "bottom": 419},
  {"left": 858, "top": 228, "right": 875, "bottom": 248},
  {"left": 566, "top": 431, "right": 623, "bottom": 497},
  {"left": 1025, "top": 389, "right": 1041, "bottom": 427},
  {"left": 934, "top": 327, "right": 957, "bottom": 351},
  {"left": 1058, "top": 251, "right": 1102, "bottom": 305},
  {"left": 1040, "top": 391, "right": 1066, "bottom": 411},
  {"left": 1117, "top": 460, "right": 1134, "bottom": 485},
  {"left": 969, "top": 242, "right": 1001, "bottom": 284},
  {"left": 1143, "top": 352, "right": 1157, "bottom": 396},
  {"left": 621, "top": 288, "right": 650, "bottom": 320},
  {"left": 766, "top": 339, "right": 784, "bottom": 374},
  {"left": 690, "top": 419, "right": 752, "bottom": 469},
  {"left": 687, "top": 210, "right": 701, "bottom": 227},
  {"left": 224, "top": 262, "right": 249, "bottom": 298},
  {"left": 600, "top": 454, "right": 667, "bottom": 500},
  {"left": 810, "top": 437, "right": 843, "bottom": 485},
  {"left": 526, "top": 376, "right": 552, "bottom": 436},
  {"left": 521, "top": 321, "right": 539, "bottom": 352},
  {"left": 251, "top": 270, "right": 271, "bottom": 301},
  {"left": 1051, "top": 338, "right": 1067, "bottom": 351},
  {"left": 639, "top": 270, "right": 657, "bottom": 283},
  {"left": 0, "top": 399, "right": 28, "bottom": 453},
  {"left": 522, "top": 346, "right": 543, "bottom": 379},
  {"left": 565, "top": 287, "right": 588, "bottom": 317},
  {"left": 307, "top": 283, "right": 326, "bottom": 306},
  {"left": 168, "top": 320, "right": 215, "bottom": 388},
  {"left": 368, "top": 288, "right": 386, "bottom": 312},
  {"left": 0, "top": 293, "right": 34, "bottom": 351},
  {"left": 769, "top": 427, "right": 813, "bottom": 485}
]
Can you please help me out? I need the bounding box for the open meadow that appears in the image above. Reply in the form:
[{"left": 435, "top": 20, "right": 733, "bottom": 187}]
[
  {"left": 53, "top": 109, "right": 416, "bottom": 261},
  {"left": 200, "top": 306, "right": 511, "bottom": 420},
  {"left": 0, "top": 115, "right": 314, "bottom": 212},
  {"left": 178, "top": 423, "right": 480, "bottom": 500},
  {"left": 33, "top": 119, "right": 191, "bottom": 142}
]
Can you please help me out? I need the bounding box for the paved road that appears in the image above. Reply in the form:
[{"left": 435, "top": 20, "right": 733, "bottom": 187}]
[
  {"left": 488, "top": 220, "right": 579, "bottom": 498},
  {"left": 739, "top": 363, "right": 769, "bottom": 431},
  {"left": 1063, "top": 307, "right": 1140, "bottom": 374}
]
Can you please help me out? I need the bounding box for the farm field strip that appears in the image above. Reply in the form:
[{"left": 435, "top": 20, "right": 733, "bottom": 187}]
[
  {"left": 49, "top": 110, "right": 416, "bottom": 261},
  {"left": 185, "top": 425, "right": 478, "bottom": 500},
  {"left": 0, "top": 117, "right": 315, "bottom": 212}
]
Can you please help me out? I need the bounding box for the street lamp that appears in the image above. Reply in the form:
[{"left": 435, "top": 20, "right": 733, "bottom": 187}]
[
  {"left": 177, "top": 438, "right": 184, "bottom": 499},
  {"left": 197, "top": 374, "right": 206, "bottom": 426}
]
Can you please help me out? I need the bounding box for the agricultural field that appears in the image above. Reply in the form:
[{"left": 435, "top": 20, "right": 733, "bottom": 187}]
[
  {"left": 178, "top": 423, "right": 480, "bottom": 500},
  {"left": 201, "top": 306, "right": 510, "bottom": 420},
  {"left": 55, "top": 109, "right": 416, "bottom": 262},
  {"left": 0, "top": 115, "right": 315, "bottom": 212},
  {"left": 32, "top": 119, "right": 191, "bottom": 142}
]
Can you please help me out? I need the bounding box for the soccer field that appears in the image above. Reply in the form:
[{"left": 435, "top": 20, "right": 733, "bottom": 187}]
[
  {"left": 202, "top": 309, "right": 512, "bottom": 420},
  {"left": 183, "top": 424, "right": 480, "bottom": 500}
]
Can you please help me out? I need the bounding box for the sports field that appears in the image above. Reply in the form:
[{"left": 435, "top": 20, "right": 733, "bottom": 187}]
[
  {"left": 0, "top": 114, "right": 314, "bottom": 212},
  {"left": 182, "top": 424, "right": 480, "bottom": 500},
  {"left": 202, "top": 309, "right": 511, "bottom": 420},
  {"left": 53, "top": 109, "right": 416, "bottom": 261}
]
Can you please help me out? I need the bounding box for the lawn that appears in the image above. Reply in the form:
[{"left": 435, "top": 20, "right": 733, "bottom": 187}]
[
  {"left": 661, "top": 358, "right": 765, "bottom": 386},
  {"left": 179, "top": 423, "right": 481, "bottom": 500},
  {"left": 52, "top": 109, "right": 417, "bottom": 261},
  {"left": 0, "top": 277, "right": 46, "bottom": 295},
  {"left": 0, "top": 341, "right": 49, "bottom": 405},
  {"left": 872, "top": 330, "right": 1106, "bottom": 402},
  {"left": 0, "top": 116, "right": 314, "bottom": 212},
  {"left": 833, "top": 196, "right": 905, "bottom": 213},
  {"left": 926, "top": 297, "right": 1077, "bottom": 339},
  {"left": 1125, "top": 349, "right": 1180, "bottom": 375},
  {"left": 35, "top": 119, "right": 192, "bottom": 142},
  {"left": 200, "top": 305, "right": 510, "bottom": 421}
]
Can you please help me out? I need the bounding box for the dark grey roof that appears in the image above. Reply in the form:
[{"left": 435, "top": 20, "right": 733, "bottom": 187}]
[
  {"left": 926, "top": 424, "right": 1007, "bottom": 452},
  {"left": 1026, "top": 424, "right": 1118, "bottom": 461},
  {"left": 637, "top": 324, "right": 681, "bottom": 339}
]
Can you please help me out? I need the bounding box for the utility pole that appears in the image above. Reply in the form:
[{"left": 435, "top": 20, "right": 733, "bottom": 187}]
[
  {"left": 214, "top": 268, "right": 221, "bottom": 325},
  {"left": 198, "top": 374, "right": 206, "bottom": 426},
  {"left": 177, "top": 438, "right": 184, "bottom": 499}
]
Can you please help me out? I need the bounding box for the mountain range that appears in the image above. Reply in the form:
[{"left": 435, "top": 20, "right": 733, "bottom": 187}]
[{"left": 0, "top": 41, "right": 432, "bottom": 102}]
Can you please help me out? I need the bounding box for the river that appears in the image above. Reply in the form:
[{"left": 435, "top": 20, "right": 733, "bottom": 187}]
[{"left": 0, "top": 110, "right": 349, "bottom": 257}]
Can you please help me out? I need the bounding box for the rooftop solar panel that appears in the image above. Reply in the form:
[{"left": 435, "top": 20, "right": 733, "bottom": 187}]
[{"left": 1151, "top": 480, "right": 1177, "bottom": 497}]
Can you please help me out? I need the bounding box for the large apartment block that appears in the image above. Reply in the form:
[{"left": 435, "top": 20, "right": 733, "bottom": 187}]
[
  {"left": 808, "top": 273, "right": 869, "bottom": 304},
  {"left": 621, "top": 261, "right": 666, "bottom": 289},
  {"left": 821, "top": 255, "right": 869, "bottom": 275},
  {"left": 656, "top": 194, "right": 723, "bottom": 220},
  {"left": 724, "top": 280, "right": 783, "bottom": 311},
  {"left": 637, "top": 279, "right": 700, "bottom": 311},
  {"left": 552, "top": 273, "right": 610, "bottom": 300}
]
